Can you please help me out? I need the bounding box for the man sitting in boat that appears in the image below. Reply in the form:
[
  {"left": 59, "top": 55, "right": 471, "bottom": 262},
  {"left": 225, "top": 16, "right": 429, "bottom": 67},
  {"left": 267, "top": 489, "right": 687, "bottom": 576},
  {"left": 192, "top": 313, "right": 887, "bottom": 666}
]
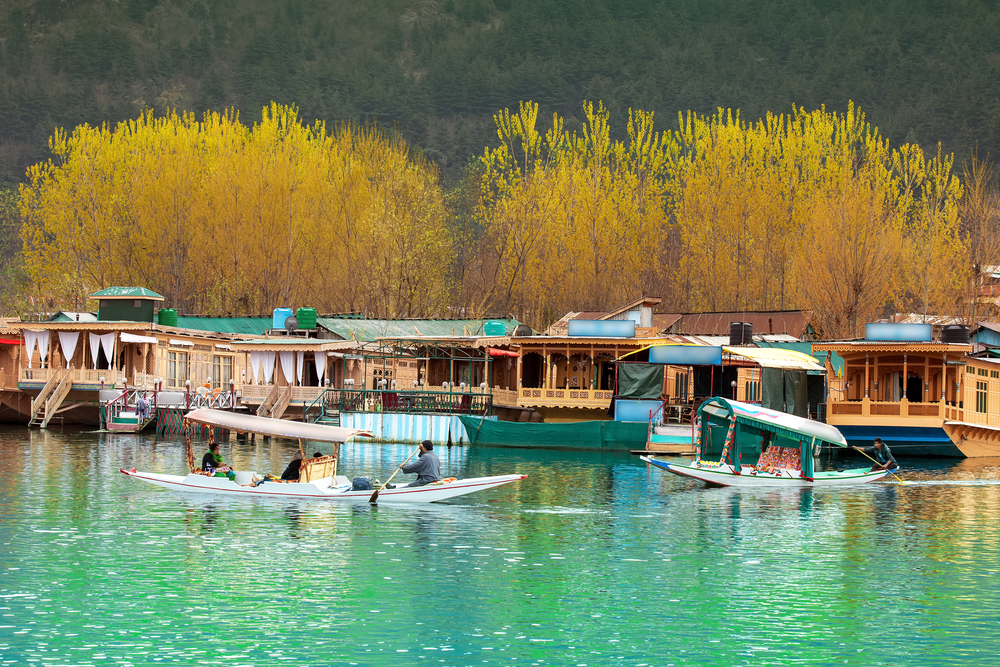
[
  {"left": 202, "top": 443, "right": 235, "bottom": 479},
  {"left": 854, "top": 438, "right": 899, "bottom": 472},
  {"left": 399, "top": 440, "right": 441, "bottom": 487},
  {"left": 280, "top": 452, "right": 323, "bottom": 482}
]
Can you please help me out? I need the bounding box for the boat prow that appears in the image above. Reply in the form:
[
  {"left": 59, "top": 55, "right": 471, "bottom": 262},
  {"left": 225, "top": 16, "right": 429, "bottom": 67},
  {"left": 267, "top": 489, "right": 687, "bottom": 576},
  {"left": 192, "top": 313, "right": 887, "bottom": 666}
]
[
  {"left": 120, "top": 467, "right": 526, "bottom": 503},
  {"left": 640, "top": 457, "right": 889, "bottom": 487}
]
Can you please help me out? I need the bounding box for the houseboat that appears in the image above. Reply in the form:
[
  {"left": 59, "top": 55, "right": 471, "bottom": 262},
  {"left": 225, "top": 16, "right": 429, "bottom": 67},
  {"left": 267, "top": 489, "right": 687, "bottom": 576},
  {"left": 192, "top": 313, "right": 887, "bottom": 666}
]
[{"left": 812, "top": 323, "right": 979, "bottom": 457}]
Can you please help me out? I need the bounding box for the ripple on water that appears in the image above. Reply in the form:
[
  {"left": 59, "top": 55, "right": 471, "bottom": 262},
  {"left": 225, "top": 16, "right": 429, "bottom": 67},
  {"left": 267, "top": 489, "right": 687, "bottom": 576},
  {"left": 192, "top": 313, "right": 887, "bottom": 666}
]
[{"left": 1, "top": 432, "right": 998, "bottom": 664}]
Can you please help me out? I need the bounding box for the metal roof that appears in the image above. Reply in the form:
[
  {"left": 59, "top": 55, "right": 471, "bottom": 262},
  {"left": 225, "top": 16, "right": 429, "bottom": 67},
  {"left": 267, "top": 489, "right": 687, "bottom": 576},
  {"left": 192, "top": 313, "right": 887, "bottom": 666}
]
[
  {"left": 316, "top": 317, "right": 522, "bottom": 342},
  {"left": 47, "top": 311, "right": 99, "bottom": 323},
  {"left": 174, "top": 316, "right": 273, "bottom": 336},
  {"left": 660, "top": 310, "right": 812, "bottom": 337},
  {"left": 756, "top": 340, "right": 845, "bottom": 376},
  {"left": 89, "top": 287, "right": 165, "bottom": 300}
]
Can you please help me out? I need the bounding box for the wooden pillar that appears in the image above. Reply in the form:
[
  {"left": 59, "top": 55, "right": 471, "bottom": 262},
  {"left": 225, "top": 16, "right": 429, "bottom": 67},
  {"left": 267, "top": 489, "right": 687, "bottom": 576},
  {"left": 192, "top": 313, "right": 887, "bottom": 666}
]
[
  {"left": 873, "top": 355, "right": 879, "bottom": 401},
  {"left": 924, "top": 355, "right": 929, "bottom": 402},
  {"left": 864, "top": 354, "right": 869, "bottom": 398}
]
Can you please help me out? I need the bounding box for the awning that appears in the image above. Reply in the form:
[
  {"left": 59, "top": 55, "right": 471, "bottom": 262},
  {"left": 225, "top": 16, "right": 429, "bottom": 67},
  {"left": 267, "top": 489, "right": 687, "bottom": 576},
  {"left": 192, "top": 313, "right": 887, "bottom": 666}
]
[
  {"left": 489, "top": 347, "right": 519, "bottom": 358},
  {"left": 120, "top": 333, "right": 158, "bottom": 344},
  {"left": 168, "top": 339, "right": 194, "bottom": 347},
  {"left": 722, "top": 346, "right": 823, "bottom": 371},
  {"left": 0, "top": 338, "right": 20, "bottom": 345}
]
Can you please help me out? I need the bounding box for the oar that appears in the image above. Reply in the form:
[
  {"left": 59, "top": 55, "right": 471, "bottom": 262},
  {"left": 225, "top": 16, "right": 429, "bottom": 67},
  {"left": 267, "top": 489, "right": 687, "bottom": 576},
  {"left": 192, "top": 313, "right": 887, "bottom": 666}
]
[
  {"left": 853, "top": 446, "right": 906, "bottom": 484},
  {"left": 369, "top": 446, "right": 421, "bottom": 503}
]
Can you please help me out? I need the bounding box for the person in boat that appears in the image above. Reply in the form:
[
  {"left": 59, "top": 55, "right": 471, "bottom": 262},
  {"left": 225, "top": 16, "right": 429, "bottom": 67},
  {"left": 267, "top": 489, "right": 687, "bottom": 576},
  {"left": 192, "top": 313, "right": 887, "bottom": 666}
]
[
  {"left": 399, "top": 440, "right": 441, "bottom": 487},
  {"left": 280, "top": 452, "right": 323, "bottom": 481},
  {"left": 202, "top": 443, "right": 235, "bottom": 479},
  {"left": 854, "top": 437, "right": 899, "bottom": 471}
]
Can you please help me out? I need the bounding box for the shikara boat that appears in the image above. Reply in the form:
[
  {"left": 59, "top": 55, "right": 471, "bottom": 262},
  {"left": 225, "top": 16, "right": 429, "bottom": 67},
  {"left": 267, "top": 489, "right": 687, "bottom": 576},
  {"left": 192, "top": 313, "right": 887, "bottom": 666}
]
[
  {"left": 641, "top": 397, "right": 889, "bottom": 487},
  {"left": 120, "top": 409, "right": 526, "bottom": 502}
]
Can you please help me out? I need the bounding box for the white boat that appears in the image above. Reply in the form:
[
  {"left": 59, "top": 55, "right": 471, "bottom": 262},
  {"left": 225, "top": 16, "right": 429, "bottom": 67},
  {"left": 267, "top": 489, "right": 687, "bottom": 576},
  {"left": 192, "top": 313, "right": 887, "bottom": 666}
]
[
  {"left": 641, "top": 397, "right": 889, "bottom": 488},
  {"left": 120, "top": 408, "right": 526, "bottom": 503}
]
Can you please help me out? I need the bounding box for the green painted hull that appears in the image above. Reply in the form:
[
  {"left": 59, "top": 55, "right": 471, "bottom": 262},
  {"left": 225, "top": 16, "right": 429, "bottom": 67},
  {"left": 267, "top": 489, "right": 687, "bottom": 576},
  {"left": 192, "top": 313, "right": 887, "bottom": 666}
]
[{"left": 458, "top": 415, "right": 648, "bottom": 451}]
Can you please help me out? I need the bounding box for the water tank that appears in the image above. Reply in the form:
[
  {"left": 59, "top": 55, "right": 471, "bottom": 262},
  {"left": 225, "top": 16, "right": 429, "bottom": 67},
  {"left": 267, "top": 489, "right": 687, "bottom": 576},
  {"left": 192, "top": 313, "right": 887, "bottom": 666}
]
[
  {"left": 273, "top": 307, "right": 293, "bottom": 330},
  {"left": 941, "top": 324, "right": 970, "bottom": 344},
  {"left": 483, "top": 320, "right": 506, "bottom": 337},
  {"left": 296, "top": 307, "right": 317, "bottom": 329},
  {"left": 158, "top": 308, "right": 177, "bottom": 327},
  {"left": 513, "top": 324, "right": 533, "bottom": 337},
  {"left": 729, "top": 321, "right": 753, "bottom": 345}
]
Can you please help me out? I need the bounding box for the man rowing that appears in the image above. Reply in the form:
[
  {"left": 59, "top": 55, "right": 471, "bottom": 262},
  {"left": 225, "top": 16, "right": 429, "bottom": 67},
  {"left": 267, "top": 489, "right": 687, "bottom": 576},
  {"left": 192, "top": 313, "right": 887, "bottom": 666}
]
[
  {"left": 853, "top": 437, "right": 899, "bottom": 472},
  {"left": 399, "top": 440, "right": 441, "bottom": 487}
]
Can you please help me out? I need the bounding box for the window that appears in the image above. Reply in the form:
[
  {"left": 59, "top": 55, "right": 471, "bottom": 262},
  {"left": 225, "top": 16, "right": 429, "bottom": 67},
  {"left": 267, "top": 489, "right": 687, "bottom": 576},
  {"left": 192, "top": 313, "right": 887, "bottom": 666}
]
[
  {"left": 100, "top": 299, "right": 109, "bottom": 307},
  {"left": 133, "top": 300, "right": 142, "bottom": 307},
  {"left": 674, "top": 372, "right": 689, "bottom": 401},
  {"left": 212, "top": 355, "right": 232, "bottom": 389},
  {"left": 992, "top": 370, "right": 999, "bottom": 379},
  {"left": 168, "top": 351, "right": 189, "bottom": 388},
  {"left": 966, "top": 365, "right": 974, "bottom": 375},
  {"left": 977, "top": 381, "right": 988, "bottom": 413},
  {"left": 979, "top": 367, "right": 988, "bottom": 377}
]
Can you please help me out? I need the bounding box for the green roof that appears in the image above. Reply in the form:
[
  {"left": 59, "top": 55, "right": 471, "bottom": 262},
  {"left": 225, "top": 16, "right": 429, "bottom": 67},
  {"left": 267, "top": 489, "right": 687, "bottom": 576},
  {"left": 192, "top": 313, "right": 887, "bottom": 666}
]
[
  {"left": 756, "top": 340, "right": 845, "bottom": 376},
  {"left": 89, "top": 287, "right": 165, "bottom": 300},
  {"left": 316, "top": 317, "right": 522, "bottom": 342},
  {"left": 174, "top": 316, "right": 273, "bottom": 335}
]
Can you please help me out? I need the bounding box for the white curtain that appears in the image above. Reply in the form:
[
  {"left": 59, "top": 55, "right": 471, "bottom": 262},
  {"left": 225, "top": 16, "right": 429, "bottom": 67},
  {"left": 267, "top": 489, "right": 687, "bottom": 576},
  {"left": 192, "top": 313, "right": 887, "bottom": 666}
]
[
  {"left": 88, "top": 333, "right": 116, "bottom": 369},
  {"left": 101, "top": 334, "right": 115, "bottom": 370},
  {"left": 24, "top": 330, "right": 45, "bottom": 368},
  {"left": 57, "top": 332, "right": 80, "bottom": 369},
  {"left": 250, "top": 352, "right": 261, "bottom": 384},
  {"left": 279, "top": 351, "right": 294, "bottom": 386},
  {"left": 262, "top": 351, "right": 276, "bottom": 384},
  {"left": 296, "top": 352, "right": 305, "bottom": 386},
  {"left": 314, "top": 351, "right": 326, "bottom": 386}
]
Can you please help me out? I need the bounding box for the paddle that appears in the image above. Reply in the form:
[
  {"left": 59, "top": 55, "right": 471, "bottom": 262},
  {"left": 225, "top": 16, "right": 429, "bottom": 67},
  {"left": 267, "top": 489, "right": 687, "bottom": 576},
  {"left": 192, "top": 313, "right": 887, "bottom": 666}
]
[
  {"left": 369, "top": 446, "right": 421, "bottom": 503},
  {"left": 852, "top": 446, "right": 906, "bottom": 484}
]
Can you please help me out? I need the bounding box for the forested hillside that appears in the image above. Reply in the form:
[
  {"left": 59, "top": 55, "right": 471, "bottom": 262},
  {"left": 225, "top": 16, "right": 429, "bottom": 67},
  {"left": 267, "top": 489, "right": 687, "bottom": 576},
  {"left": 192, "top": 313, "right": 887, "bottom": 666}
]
[{"left": 2, "top": 0, "right": 1000, "bottom": 185}]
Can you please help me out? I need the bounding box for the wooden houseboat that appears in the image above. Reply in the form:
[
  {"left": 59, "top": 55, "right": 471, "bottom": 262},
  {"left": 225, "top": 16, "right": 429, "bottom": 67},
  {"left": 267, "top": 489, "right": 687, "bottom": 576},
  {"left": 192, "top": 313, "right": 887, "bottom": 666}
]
[
  {"left": 812, "top": 323, "right": 977, "bottom": 457},
  {"left": 9, "top": 287, "right": 250, "bottom": 430}
]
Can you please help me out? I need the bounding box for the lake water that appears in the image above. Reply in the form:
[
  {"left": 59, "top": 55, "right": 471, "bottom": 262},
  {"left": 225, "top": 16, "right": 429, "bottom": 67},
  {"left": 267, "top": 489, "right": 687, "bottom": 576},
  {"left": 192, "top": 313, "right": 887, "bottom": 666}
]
[{"left": 2, "top": 426, "right": 1000, "bottom": 666}]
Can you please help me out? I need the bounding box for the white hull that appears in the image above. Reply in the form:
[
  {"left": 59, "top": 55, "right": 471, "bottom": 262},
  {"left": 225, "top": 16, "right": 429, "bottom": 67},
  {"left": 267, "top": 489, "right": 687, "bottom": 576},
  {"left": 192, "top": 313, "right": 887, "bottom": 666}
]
[
  {"left": 641, "top": 457, "right": 889, "bottom": 487},
  {"left": 120, "top": 469, "right": 526, "bottom": 503}
]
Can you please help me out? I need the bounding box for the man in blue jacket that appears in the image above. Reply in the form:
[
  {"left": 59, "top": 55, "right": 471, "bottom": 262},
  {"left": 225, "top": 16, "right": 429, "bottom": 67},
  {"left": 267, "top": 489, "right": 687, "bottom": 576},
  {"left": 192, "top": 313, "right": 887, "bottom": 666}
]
[{"left": 400, "top": 440, "right": 442, "bottom": 487}]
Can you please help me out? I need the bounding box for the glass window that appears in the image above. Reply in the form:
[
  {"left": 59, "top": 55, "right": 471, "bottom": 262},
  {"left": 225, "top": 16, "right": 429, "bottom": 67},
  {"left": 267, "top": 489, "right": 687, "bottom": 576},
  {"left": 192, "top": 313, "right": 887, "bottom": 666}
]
[
  {"left": 977, "top": 381, "right": 988, "bottom": 413},
  {"left": 168, "top": 351, "right": 189, "bottom": 388},
  {"left": 212, "top": 355, "right": 232, "bottom": 389}
]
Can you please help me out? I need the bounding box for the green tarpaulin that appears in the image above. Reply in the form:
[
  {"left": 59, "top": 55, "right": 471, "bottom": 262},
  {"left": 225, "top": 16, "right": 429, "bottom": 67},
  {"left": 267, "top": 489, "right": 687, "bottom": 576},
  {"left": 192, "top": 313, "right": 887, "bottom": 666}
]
[
  {"left": 617, "top": 364, "right": 665, "bottom": 399},
  {"left": 457, "top": 416, "right": 649, "bottom": 451},
  {"left": 762, "top": 368, "right": 808, "bottom": 418}
]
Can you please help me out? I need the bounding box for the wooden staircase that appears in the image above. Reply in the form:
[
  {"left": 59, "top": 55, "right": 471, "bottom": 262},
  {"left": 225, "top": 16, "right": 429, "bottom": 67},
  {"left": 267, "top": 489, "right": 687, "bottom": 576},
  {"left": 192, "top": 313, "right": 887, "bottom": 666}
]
[
  {"left": 29, "top": 368, "right": 71, "bottom": 428},
  {"left": 257, "top": 384, "right": 292, "bottom": 419}
]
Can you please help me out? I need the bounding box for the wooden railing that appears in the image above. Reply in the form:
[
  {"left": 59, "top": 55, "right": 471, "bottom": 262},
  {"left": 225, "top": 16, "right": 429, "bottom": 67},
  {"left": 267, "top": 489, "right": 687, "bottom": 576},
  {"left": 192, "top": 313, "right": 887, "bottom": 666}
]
[
  {"left": 491, "top": 388, "right": 519, "bottom": 406},
  {"left": 518, "top": 387, "right": 614, "bottom": 409},
  {"left": 827, "top": 400, "right": 947, "bottom": 420},
  {"left": 20, "top": 367, "right": 131, "bottom": 386}
]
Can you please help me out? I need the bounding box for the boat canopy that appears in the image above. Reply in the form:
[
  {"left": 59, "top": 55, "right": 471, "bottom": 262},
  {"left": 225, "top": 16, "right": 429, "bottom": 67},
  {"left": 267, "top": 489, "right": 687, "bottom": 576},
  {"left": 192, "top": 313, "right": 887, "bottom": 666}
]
[
  {"left": 699, "top": 397, "right": 849, "bottom": 447},
  {"left": 184, "top": 409, "right": 373, "bottom": 443}
]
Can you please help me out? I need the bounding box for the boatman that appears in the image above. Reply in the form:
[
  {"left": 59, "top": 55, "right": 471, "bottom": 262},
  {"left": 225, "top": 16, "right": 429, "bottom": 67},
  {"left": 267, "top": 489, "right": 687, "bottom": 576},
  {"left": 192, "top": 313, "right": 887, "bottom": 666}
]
[
  {"left": 400, "top": 440, "right": 441, "bottom": 487},
  {"left": 854, "top": 437, "right": 898, "bottom": 472}
]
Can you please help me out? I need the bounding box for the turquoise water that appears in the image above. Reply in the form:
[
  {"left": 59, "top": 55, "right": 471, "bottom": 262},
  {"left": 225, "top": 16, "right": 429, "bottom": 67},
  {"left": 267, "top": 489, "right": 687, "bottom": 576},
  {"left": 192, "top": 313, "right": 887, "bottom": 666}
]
[{"left": 2, "top": 427, "right": 1000, "bottom": 666}]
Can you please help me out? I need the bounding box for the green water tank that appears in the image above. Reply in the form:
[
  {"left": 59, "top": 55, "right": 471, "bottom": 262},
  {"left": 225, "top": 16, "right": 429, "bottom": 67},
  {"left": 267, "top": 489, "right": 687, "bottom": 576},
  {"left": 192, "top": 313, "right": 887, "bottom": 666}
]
[
  {"left": 158, "top": 308, "right": 178, "bottom": 326},
  {"left": 296, "top": 307, "right": 317, "bottom": 329},
  {"left": 483, "top": 320, "right": 506, "bottom": 337}
]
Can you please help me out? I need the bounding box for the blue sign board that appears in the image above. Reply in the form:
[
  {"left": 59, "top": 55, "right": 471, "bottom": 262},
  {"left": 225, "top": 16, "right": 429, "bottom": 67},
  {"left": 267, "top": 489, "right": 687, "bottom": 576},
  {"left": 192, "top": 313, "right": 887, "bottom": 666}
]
[
  {"left": 614, "top": 399, "right": 664, "bottom": 422},
  {"left": 865, "top": 323, "right": 932, "bottom": 342},
  {"left": 648, "top": 345, "right": 723, "bottom": 365},
  {"left": 568, "top": 319, "right": 635, "bottom": 338}
]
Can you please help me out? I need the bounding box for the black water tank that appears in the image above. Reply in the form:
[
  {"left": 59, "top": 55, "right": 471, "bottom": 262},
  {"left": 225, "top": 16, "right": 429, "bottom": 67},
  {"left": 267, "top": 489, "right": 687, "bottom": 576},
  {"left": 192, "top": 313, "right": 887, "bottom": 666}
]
[
  {"left": 729, "top": 322, "right": 753, "bottom": 345},
  {"left": 513, "top": 324, "right": 533, "bottom": 337},
  {"left": 941, "top": 324, "right": 970, "bottom": 344}
]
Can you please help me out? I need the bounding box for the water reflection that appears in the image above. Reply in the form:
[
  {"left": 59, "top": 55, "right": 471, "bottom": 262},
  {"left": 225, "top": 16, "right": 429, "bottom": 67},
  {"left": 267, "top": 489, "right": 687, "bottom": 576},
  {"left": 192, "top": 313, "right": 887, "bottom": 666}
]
[{"left": 3, "top": 427, "right": 1000, "bottom": 665}]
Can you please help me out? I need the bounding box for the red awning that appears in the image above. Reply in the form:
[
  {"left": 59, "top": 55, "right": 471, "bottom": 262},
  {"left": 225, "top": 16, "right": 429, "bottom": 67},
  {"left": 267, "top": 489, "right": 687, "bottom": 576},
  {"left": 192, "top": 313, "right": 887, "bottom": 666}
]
[
  {"left": 0, "top": 338, "right": 20, "bottom": 345},
  {"left": 488, "top": 347, "right": 519, "bottom": 358}
]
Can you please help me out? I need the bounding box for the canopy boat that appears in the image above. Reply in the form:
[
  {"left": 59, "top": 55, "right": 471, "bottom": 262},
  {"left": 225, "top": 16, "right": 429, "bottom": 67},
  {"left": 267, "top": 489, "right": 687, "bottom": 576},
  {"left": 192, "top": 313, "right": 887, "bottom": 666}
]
[
  {"left": 120, "top": 409, "right": 526, "bottom": 502},
  {"left": 641, "top": 397, "right": 889, "bottom": 487}
]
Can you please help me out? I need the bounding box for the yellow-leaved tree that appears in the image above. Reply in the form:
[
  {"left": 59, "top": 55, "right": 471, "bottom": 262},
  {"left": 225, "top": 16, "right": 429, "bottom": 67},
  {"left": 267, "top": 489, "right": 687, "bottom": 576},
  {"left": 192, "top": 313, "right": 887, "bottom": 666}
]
[{"left": 20, "top": 105, "right": 453, "bottom": 316}]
